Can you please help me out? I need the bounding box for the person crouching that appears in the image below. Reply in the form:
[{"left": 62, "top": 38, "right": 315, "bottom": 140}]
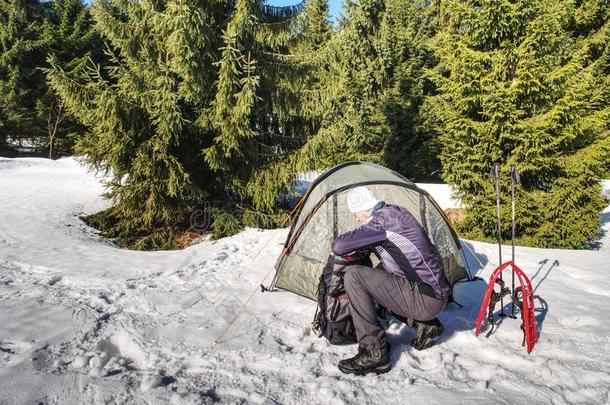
[{"left": 332, "top": 186, "right": 450, "bottom": 375}]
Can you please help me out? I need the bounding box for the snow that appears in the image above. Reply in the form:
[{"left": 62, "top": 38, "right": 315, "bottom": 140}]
[
  {"left": 1, "top": 157, "right": 610, "bottom": 404},
  {"left": 417, "top": 183, "right": 463, "bottom": 209}
]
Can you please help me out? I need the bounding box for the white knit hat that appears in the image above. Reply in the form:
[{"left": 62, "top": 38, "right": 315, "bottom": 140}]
[{"left": 347, "top": 186, "right": 380, "bottom": 213}]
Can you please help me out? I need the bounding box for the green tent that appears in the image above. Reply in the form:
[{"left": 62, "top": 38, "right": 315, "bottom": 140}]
[{"left": 270, "top": 161, "right": 471, "bottom": 300}]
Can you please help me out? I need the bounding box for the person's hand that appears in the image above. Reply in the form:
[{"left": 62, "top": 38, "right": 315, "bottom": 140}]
[{"left": 343, "top": 251, "right": 358, "bottom": 262}]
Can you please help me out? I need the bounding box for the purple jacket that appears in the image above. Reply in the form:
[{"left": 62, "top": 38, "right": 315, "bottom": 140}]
[{"left": 332, "top": 204, "right": 450, "bottom": 299}]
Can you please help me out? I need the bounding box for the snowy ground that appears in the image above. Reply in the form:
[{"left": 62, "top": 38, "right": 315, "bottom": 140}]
[{"left": 1, "top": 157, "right": 609, "bottom": 405}]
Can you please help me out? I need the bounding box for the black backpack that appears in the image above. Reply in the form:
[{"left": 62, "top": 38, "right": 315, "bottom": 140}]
[{"left": 312, "top": 251, "right": 371, "bottom": 345}]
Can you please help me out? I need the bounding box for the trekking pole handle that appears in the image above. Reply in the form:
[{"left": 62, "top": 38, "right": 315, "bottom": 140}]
[{"left": 510, "top": 165, "right": 520, "bottom": 184}]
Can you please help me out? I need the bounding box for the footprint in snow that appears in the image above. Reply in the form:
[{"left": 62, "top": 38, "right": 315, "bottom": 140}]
[
  {"left": 1, "top": 236, "right": 21, "bottom": 248},
  {"left": 558, "top": 316, "right": 601, "bottom": 328},
  {"left": 214, "top": 252, "right": 228, "bottom": 261},
  {"left": 47, "top": 275, "right": 62, "bottom": 286},
  {"left": 306, "top": 343, "right": 318, "bottom": 353},
  {"left": 97, "top": 292, "right": 112, "bottom": 304},
  {"left": 140, "top": 374, "right": 176, "bottom": 392},
  {"left": 0, "top": 346, "right": 15, "bottom": 354},
  {"left": 0, "top": 341, "right": 35, "bottom": 369}
]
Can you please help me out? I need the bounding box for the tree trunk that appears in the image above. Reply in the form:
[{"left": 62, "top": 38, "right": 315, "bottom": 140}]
[{"left": 47, "top": 100, "right": 63, "bottom": 159}]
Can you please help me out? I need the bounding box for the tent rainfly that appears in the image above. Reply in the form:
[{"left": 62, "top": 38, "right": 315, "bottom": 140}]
[{"left": 269, "top": 161, "right": 472, "bottom": 300}]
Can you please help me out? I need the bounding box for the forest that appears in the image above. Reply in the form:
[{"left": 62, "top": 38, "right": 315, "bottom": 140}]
[{"left": 1, "top": 0, "right": 609, "bottom": 250}]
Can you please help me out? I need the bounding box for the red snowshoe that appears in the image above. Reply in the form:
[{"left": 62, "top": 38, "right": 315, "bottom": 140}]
[{"left": 475, "top": 261, "right": 538, "bottom": 354}]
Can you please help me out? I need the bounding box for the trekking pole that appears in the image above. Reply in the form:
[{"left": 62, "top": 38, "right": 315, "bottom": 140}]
[
  {"left": 493, "top": 163, "right": 505, "bottom": 317},
  {"left": 510, "top": 165, "right": 520, "bottom": 318}
]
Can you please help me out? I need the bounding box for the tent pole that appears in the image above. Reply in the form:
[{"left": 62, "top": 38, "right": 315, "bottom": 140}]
[{"left": 332, "top": 194, "right": 338, "bottom": 240}]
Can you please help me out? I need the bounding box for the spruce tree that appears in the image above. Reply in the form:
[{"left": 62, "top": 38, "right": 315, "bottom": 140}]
[
  {"left": 0, "top": 0, "right": 100, "bottom": 156},
  {"left": 205, "top": 0, "right": 335, "bottom": 215},
  {"left": 48, "top": 0, "right": 232, "bottom": 249},
  {"left": 0, "top": 0, "right": 51, "bottom": 149},
  {"left": 295, "top": 0, "right": 331, "bottom": 51},
  {"left": 244, "top": 0, "right": 438, "bottom": 214},
  {"left": 42, "top": 0, "right": 101, "bottom": 157},
  {"left": 426, "top": 0, "right": 610, "bottom": 248},
  {"left": 48, "top": 0, "right": 327, "bottom": 247},
  {"left": 304, "top": 0, "right": 437, "bottom": 180}
]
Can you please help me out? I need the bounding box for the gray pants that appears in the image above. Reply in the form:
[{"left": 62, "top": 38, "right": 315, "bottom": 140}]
[{"left": 344, "top": 265, "right": 448, "bottom": 349}]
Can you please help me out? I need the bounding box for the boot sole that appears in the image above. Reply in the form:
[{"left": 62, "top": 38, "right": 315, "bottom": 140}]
[{"left": 338, "top": 362, "right": 392, "bottom": 376}]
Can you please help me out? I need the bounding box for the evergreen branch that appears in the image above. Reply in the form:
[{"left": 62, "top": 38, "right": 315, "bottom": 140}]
[{"left": 259, "top": 0, "right": 307, "bottom": 23}]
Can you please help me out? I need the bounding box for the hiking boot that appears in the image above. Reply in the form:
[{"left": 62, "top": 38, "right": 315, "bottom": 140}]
[
  {"left": 411, "top": 318, "right": 444, "bottom": 351},
  {"left": 338, "top": 344, "right": 391, "bottom": 375}
]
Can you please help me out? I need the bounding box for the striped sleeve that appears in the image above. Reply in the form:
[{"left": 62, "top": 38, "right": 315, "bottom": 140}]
[{"left": 331, "top": 218, "right": 387, "bottom": 256}]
